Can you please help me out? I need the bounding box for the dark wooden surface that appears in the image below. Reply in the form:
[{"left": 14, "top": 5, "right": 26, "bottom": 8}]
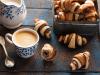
[
  {"left": 0, "top": 0, "right": 100, "bottom": 75},
  {"left": 0, "top": 25, "right": 96, "bottom": 72},
  {"left": 0, "top": 25, "right": 100, "bottom": 75}
]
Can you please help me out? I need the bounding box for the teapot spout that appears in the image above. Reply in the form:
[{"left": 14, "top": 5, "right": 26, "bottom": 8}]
[{"left": 0, "top": 0, "right": 22, "bottom": 7}]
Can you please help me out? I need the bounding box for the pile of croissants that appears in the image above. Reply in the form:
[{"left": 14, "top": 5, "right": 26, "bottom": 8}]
[{"left": 54, "top": 0, "right": 98, "bottom": 22}]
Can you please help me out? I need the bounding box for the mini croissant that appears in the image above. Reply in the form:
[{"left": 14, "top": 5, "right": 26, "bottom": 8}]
[
  {"left": 76, "top": 0, "right": 95, "bottom": 14},
  {"left": 70, "top": 51, "right": 90, "bottom": 70},
  {"left": 55, "top": 12, "right": 74, "bottom": 21},
  {"left": 76, "top": 0, "right": 98, "bottom": 21},
  {"left": 55, "top": 12, "right": 66, "bottom": 21},
  {"left": 41, "top": 43, "right": 56, "bottom": 61},
  {"left": 34, "top": 19, "right": 51, "bottom": 39},
  {"left": 58, "top": 33, "right": 87, "bottom": 49}
]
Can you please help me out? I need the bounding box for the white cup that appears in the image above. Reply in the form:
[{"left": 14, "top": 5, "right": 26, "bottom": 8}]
[{"left": 5, "top": 28, "right": 39, "bottom": 58}]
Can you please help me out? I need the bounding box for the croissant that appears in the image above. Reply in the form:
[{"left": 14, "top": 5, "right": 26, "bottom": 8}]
[
  {"left": 86, "top": 16, "right": 96, "bottom": 22},
  {"left": 58, "top": 33, "right": 87, "bottom": 49},
  {"left": 55, "top": 12, "right": 66, "bottom": 21},
  {"left": 70, "top": 0, "right": 84, "bottom": 3},
  {"left": 41, "top": 43, "right": 56, "bottom": 61},
  {"left": 60, "top": 0, "right": 70, "bottom": 11},
  {"left": 65, "top": 12, "right": 74, "bottom": 21},
  {"left": 70, "top": 2, "right": 81, "bottom": 13},
  {"left": 85, "top": 7, "right": 98, "bottom": 22},
  {"left": 55, "top": 11, "right": 75, "bottom": 21},
  {"left": 55, "top": 7, "right": 63, "bottom": 15},
  {"left": 54, "top": 0, "right": 61, "bottom": 13},
  {"left": 70, "top": 51, "right": 90, "bottom": 70},
  {"left": 34, "top": 19, "right": 51, "bottom": 39},
  {"left": 76, "top": 0, "right": 95, "bottom": 14},
  {"left": 60, "top": 0, "right": 83, "bottom": 12}
]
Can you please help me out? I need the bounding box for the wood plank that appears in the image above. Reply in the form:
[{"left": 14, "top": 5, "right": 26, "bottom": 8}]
[
  {"left": 22, "top": 9, "right": 53, "bottom": 26},
  {"left": 0, "top": 73, "right": 99, "bottom": 75},
  {"left": 0, "top": 72, "right": 98, "bottom": 75},
  {"left": 24, "top": 0, "right": 52, "bottom": 9}
]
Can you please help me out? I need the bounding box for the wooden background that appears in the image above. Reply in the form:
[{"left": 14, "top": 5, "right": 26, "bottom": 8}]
[{"left": 23, "top": 0, "right": 53, "bottom": 26}]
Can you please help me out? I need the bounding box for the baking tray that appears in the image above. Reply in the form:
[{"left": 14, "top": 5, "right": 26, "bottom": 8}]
[
  {"left": 0, "top": 25, "right": 100, "bottom": 72},
  {"left": 52, "top": 0, "right": 100, "bottom": 36}
]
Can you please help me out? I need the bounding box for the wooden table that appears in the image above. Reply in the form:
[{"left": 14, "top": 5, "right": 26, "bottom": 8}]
[{"left": 0, "top": 0, "right": 100, "bottom": 75}]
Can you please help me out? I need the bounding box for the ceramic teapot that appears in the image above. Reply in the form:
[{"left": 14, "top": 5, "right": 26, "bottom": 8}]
[{"left": 0, "top": 0, "right": 27, "bottom": 29}]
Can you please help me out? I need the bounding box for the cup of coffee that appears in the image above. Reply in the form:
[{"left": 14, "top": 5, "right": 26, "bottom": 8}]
[{"left": 5, "top": 28, "right": 39, "bottom": 58}]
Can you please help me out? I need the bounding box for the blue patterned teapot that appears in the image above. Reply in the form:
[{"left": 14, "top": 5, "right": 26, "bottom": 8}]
[{"left": 0, "top": 0, "right": 27, "bottom": 29}]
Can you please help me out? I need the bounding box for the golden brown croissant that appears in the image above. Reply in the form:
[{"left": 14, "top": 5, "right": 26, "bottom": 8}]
[
  {"left": 34, "top": 19, "right": 51, "bottom": 39},
  {"left": 60, "top": 0, "right": 83, "bottom": 12},
  {"left": 76, "top": 0, "right": 94, "bottom": 14},
  {"left": 85, "top": 7, "right": 98, "bottom": 22},
  {"left": 70, "top": 51, "right": 90, "bottom": 70},
  {"left": 55, "top": 12, "right": 66, "bottom": 21},
  {"left": 55, "top": 7, "right": 63, "bottom": 14},
  {"left": 41, "top": 43, "right": 56, "bottom": 61},
  {"left": 55, "top": 12, "right": 74, "bottom": 21},
  {"left": 77, "top": 0, "right": 98, "bottom": 21},
  {"left": 70, "top": 0, "right": 84, "bottom": 3},
  {"left": 54, "top": 0, "right": 61, "bottom": 10},
  {"left": 70, "top": 2, "right": 81, "bottom": 13},
  {"left": 65, "top": 12, "right": 74, "bottom": 21},
  {"left": 58, "top": 33, "right": 87, "bottom": 49},
  {"left": 60, "top": 0, "right": 70, "bottom": 11},
  {"left": 86, "top": 16, "right": 96, "bottom": 22}
]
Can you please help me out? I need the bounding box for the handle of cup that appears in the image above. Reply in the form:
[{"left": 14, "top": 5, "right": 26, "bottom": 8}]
[{"left": 5, "top": 33, "right": 13, "bottom": 44}]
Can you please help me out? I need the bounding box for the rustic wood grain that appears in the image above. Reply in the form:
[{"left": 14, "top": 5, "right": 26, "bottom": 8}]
[
  {"left": 0, "top": 72, "right": 99, "bottom": 75},
  {"left": 22, "top": 9, "right": 53, "bottom": 26},
  {"left": 0, "top": 26, "right": 96, "bottom": 73},
  {"left": 24, "top": 0, "right": 52, "bottom": 9}
]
